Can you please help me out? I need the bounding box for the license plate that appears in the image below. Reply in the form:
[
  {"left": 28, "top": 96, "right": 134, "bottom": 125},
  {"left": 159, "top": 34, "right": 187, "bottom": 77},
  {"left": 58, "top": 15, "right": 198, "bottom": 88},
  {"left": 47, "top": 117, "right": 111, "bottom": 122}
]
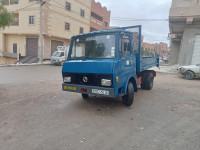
[{"left": 92, "top": 89, "right": 109, "bottom": 95}]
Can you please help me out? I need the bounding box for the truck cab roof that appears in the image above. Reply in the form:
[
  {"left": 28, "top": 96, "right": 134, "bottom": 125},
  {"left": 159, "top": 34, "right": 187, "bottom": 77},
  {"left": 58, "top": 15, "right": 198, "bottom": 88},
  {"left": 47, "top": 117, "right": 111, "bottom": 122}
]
[{"left": 72, "top": 28, "right": 130, "bottom": 38}]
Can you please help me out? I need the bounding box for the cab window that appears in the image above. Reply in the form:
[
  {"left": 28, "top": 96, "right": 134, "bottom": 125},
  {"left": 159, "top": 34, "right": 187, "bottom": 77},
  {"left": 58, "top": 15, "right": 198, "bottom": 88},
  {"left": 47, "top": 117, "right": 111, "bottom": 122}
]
[
  {"left": 60, "top": 52, "right": 64, "bottom": 57},
  {"left": 120, "top": 35, "right": 131, "bottom": 57}
]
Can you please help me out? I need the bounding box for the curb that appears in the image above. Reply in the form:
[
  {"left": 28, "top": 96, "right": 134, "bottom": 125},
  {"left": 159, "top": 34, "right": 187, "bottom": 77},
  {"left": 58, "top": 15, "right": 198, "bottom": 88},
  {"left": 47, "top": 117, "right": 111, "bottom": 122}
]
[{"left": 0, "top": 62, "right": 52, "bottom": 67}]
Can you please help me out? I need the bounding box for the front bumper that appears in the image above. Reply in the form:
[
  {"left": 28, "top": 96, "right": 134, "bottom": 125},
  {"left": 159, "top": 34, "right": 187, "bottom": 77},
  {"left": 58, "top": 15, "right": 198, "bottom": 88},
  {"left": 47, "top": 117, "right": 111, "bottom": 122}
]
[
  {"left": 62, "top": 83, "right": 115, "bottom": 97},
  {"left": 177, "top": 68, "right": 185, "bottom": 75},
  {"left": 51, "top": 60, "right": 60, "bottom": 65}
]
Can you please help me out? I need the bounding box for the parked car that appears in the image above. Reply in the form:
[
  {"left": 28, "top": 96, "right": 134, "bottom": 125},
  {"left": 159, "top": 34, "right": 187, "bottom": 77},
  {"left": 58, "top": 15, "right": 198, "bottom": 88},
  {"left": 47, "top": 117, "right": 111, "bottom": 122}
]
[
  {"left": 51, "top": 46, "right": 69, "bottom": 65},
  {"left": 163, "top": 56, "right": 170, "bottom": 63},
  {"left": 177, "top": 64, "right": 200, "bottom": 80}
]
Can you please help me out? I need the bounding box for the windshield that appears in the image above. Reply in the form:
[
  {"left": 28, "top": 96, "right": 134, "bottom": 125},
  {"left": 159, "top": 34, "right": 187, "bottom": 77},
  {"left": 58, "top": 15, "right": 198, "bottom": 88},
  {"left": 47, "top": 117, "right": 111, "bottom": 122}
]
[
  {"left": 52, "top": 51, "right": 61, "bottom": 57},
  {"left": 69, "top": 34, "right": 116, "bottom": 59}
]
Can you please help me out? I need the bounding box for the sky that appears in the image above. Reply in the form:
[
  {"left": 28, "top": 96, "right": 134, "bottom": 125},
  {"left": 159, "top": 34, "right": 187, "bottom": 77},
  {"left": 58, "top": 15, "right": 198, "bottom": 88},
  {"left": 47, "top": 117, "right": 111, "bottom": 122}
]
[{"left": 96, "top": 0, "right": 172, "bottom": 44}]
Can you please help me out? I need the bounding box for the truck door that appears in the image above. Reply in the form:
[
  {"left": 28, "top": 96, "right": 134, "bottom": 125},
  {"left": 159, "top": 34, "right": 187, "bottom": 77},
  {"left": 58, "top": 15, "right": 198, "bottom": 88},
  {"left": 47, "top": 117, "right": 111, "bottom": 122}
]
[{"left": 118, "top": 34, "right": 135, "bottom": 86}]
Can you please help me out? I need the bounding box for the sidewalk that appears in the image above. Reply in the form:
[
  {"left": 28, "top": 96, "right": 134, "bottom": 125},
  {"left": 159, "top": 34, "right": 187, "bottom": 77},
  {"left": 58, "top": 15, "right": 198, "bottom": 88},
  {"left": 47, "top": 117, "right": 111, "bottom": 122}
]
[
  {"left": 152, "top": 65, "right": 179, "bottom": 74},
  {"left": 0, "top": 57, "right": 51, "bottom": 67}
]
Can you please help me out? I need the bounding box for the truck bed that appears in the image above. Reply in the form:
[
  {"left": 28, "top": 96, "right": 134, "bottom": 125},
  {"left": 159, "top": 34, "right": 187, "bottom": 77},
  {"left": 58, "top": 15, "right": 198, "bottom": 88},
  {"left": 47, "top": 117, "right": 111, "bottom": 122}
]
[{"left": 139, "top": 57, "right": 159, "bottom": 72}]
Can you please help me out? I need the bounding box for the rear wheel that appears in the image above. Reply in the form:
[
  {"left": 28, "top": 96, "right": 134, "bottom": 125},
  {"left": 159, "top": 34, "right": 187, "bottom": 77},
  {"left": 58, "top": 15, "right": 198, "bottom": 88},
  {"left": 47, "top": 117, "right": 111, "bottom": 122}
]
[
  {"left": 141, "top": 73, "right": 147, "bottom": 89},
  {"left": 141, "top": 72, "right": 154, "bottom": 90},
  {"left": 82, "top": 93, "right": 89, "bottom": 100},
  {"left": 184, "top": 71, "right": 194, "bottom": 80},
  {"left": 122, "top": 82, "right": 134, "bottom": 107}
]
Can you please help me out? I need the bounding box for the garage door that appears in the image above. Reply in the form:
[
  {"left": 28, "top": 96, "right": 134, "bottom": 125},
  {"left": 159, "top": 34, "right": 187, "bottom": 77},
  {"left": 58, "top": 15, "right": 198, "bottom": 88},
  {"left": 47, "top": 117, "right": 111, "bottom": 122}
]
[
  {"left": 191, "top": 35, "right": 200, "bottom": 65},
  {"left": 26, "top": 37, "right": 38, "bottom": 57},
  {"left": 51, "top": 40, "right": 63, "bottom": 54}
]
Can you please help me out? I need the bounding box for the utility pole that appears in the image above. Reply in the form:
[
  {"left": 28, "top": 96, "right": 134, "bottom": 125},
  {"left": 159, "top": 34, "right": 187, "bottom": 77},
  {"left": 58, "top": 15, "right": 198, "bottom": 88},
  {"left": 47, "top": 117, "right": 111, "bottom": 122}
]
[{"left": 38, "top": 0, "right": 45, "bottom": 63}]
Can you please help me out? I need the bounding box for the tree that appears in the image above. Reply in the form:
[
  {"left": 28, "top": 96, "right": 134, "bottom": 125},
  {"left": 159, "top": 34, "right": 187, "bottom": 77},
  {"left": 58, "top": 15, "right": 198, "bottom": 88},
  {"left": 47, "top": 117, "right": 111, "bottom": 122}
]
[{"left": 0, "top": 0, "right": 14, "bottom": 29}]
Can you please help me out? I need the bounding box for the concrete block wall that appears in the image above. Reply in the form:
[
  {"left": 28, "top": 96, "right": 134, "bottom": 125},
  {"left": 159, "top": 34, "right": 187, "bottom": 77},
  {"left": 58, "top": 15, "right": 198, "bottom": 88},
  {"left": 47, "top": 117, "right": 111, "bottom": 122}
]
[
  {"left": 169, "top": 41, "right": 180, "bottom": 65},
  {"left": 178, "top": 27, "right": 200, "bottom": 65}
]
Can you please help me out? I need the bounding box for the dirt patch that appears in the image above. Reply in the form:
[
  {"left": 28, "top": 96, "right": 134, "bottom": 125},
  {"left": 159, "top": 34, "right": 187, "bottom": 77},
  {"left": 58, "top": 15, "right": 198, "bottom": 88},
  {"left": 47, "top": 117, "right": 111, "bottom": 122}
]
[{"left": 0, "top": 57, "right": 17, "bottom": 65}]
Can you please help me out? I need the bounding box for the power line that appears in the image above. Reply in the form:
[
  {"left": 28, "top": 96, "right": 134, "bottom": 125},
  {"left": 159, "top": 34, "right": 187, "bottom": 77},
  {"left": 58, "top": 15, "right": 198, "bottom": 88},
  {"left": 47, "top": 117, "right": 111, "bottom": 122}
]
[
  {"left": 46, "top": 1, "right": 89, "bottom": 20},
  {"left": 50, "top": 0, "right": 168, "bottom": 22},
  {"left": 111, "top": 19, "right": 169, "bottom": 22},
  {"left": 15, "top": 2, "right": 38, "bottom": 11}
]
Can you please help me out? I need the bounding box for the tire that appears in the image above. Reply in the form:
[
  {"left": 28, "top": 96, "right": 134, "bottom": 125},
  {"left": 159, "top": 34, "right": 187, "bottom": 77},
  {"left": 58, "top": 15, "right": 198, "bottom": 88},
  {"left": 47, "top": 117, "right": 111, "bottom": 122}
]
[
  {"left": 122, "top": 82, "right": 134, "bottom": 107},
  {"left": 184, "top": 71, "right": 194, "bottom": 80},
  {"left": 141, "top": 72, "right": 154, "bottom": 90},
  {"left": 145, "top": 73, "right": 154, "bottom": 90},
  {"left": 141, "top": 73, "right": 147, "bottom": 89},
  {"left": 82, "top": 93, "right": 89, "bottom": 99}
]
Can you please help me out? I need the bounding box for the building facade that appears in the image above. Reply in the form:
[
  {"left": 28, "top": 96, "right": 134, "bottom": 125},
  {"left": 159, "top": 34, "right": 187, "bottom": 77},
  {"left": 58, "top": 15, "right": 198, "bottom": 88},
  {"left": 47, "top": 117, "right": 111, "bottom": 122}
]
[
  {"left": 154, "top": 42, "right": 169, "bottom": 57},
  {"left": 169, "top": 0, "right": 200, "bottom": 65},
  {"left": 142, "top": 42, "right": 169, "bottom": 57},
  {"left": 90, "top": 0, "right": 110, "bottom": 31},
  {"left": 0, "top": 0, "right": 91, "bottom": 60}
]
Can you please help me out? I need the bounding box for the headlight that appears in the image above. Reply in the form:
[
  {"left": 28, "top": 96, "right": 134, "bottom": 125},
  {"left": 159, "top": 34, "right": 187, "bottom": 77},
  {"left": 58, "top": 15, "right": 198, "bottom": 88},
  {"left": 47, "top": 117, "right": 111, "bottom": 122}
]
[
  {"left": 101, "top": 79, "right": 112, "bottom": 86},
  {"left": 64, "top": 77, "right": 71, "bottom": 82}
]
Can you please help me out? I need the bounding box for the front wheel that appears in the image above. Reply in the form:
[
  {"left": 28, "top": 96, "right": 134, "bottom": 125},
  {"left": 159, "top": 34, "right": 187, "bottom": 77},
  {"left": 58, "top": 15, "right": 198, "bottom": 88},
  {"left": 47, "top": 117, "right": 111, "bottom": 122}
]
[
  {"left": 82, "top": 93, "right": 89, "bottom": 100},
  {"left": 184, "top": 71, "right": 194, "bottom": 80},
  {"left": 122, "top": 82, "right": 134, "bottom": 107}
]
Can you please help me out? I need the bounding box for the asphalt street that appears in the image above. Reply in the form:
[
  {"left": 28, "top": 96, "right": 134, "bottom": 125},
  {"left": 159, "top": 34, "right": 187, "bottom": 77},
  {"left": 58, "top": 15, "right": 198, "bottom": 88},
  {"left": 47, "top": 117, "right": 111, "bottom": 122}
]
[{"left": 0, "top": 65, "right": 200, "bottom": 150}]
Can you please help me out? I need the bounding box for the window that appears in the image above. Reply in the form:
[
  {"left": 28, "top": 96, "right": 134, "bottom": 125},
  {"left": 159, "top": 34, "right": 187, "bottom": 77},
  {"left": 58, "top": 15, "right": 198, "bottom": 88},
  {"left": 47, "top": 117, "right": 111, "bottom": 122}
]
[
  {"left": 11, "top": 13, "right": 19, "bottom": 26},
  {"left": 104, "top": 22, "right": 108, "bottom": 28},
  {"left": 80, "top": 27, "right": 84, "bottom": 34},
  {"left": 60, "top": 52, "right": 64, "bottom": 57},
  {"left": 10, "top": 0, "right": 18, "bottom": 4},
  {"left": 120, "top": 35, "right": 131, "bottom": 57},
  {"left": 65, "top": 23, "right": 70, "bottom": 30},
  {"left": 91, "top": 12, "right": 103, "bottom": 22},
  {"left": 80, "top": 9, "right": 85, "bottom": 17},
  {"left": 66, "top": 2, "right": 71, "bottom": 10},
  {"left": 13, "top": 43, "right": 17, "bottom": 53},
  {"left": 29, "top": 16, "right": 34, "bottom": 24}
]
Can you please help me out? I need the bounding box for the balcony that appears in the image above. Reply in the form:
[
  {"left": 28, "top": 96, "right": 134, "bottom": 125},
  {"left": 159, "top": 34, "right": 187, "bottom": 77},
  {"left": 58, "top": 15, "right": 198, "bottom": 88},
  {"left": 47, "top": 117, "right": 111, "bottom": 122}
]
[
  {"left": 91, "top": 17, "right": 103, "bottom": 26},
  {"left": 169, "top": 6, "right": 200, "bottom": 18},
  {"left": 11, "top": 13, "right": 19, "bottom": 26}
]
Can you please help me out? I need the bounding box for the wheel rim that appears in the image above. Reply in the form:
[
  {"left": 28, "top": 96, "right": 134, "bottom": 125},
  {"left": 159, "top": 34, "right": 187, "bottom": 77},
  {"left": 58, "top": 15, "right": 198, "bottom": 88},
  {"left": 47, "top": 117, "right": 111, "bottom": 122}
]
[{"left": 186, "top": 73, "right": 191, "bottom": 78}]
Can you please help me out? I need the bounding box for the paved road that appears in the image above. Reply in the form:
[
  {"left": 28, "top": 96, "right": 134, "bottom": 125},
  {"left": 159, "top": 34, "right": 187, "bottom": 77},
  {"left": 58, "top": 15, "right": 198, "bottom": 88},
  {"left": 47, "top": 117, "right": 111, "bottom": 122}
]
[
  {"left": 0, "top": 65, "right": 62, "bottom": 85},
  {"left": 0, "top": 65, "right": 200, "bottom": 150}
]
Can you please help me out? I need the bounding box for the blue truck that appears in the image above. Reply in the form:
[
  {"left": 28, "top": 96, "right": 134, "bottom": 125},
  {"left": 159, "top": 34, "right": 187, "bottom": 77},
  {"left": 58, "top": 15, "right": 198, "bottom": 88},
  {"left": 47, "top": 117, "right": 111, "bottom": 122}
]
[{"left": 62, "top": 25, "right": 159, "bottom": 106}]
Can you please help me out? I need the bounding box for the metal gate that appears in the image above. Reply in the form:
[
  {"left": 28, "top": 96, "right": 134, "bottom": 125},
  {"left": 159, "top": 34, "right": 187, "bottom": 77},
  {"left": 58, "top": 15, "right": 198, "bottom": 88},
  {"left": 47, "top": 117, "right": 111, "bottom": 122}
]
[
  {"left": 26, "top": 37, "right": 38, "bottom": 57},
  {"left": 191, "top": 35, "right": 200, "bottom": 65},
  {"left": 51, "top": 40, "right": 63, "bottom": 54}
]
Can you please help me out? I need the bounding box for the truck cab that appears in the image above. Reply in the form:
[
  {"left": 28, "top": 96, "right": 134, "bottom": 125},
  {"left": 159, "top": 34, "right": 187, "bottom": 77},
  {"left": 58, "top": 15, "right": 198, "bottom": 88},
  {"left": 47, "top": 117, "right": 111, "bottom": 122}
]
[{"left": 62, "top": 26, "right": 159, "bottom": 106}]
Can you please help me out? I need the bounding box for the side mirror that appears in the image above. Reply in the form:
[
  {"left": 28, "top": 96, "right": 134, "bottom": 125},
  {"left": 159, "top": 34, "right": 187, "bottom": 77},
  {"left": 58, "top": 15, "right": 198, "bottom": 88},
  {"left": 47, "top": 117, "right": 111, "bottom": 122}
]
[{"left": 120, "top": 32, "right": 125, "bottom": 36}]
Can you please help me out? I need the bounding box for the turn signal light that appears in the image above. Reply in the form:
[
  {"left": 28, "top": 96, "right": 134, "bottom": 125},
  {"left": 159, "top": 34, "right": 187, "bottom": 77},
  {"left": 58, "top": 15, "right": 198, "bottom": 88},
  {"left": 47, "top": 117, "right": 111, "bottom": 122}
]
[{"left": 116, "top": 77, "right": 119, "bottom": 83}]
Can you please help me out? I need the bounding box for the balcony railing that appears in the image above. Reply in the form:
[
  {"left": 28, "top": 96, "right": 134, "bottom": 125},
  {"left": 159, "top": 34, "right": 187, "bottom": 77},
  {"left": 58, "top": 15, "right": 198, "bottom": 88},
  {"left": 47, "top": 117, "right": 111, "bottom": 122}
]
[
  {"left": 11, "top": 19, "right": 19, "bottom": 26},
  {"left": 91, "top": 17, "right": 103, "bottom": 26}
]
